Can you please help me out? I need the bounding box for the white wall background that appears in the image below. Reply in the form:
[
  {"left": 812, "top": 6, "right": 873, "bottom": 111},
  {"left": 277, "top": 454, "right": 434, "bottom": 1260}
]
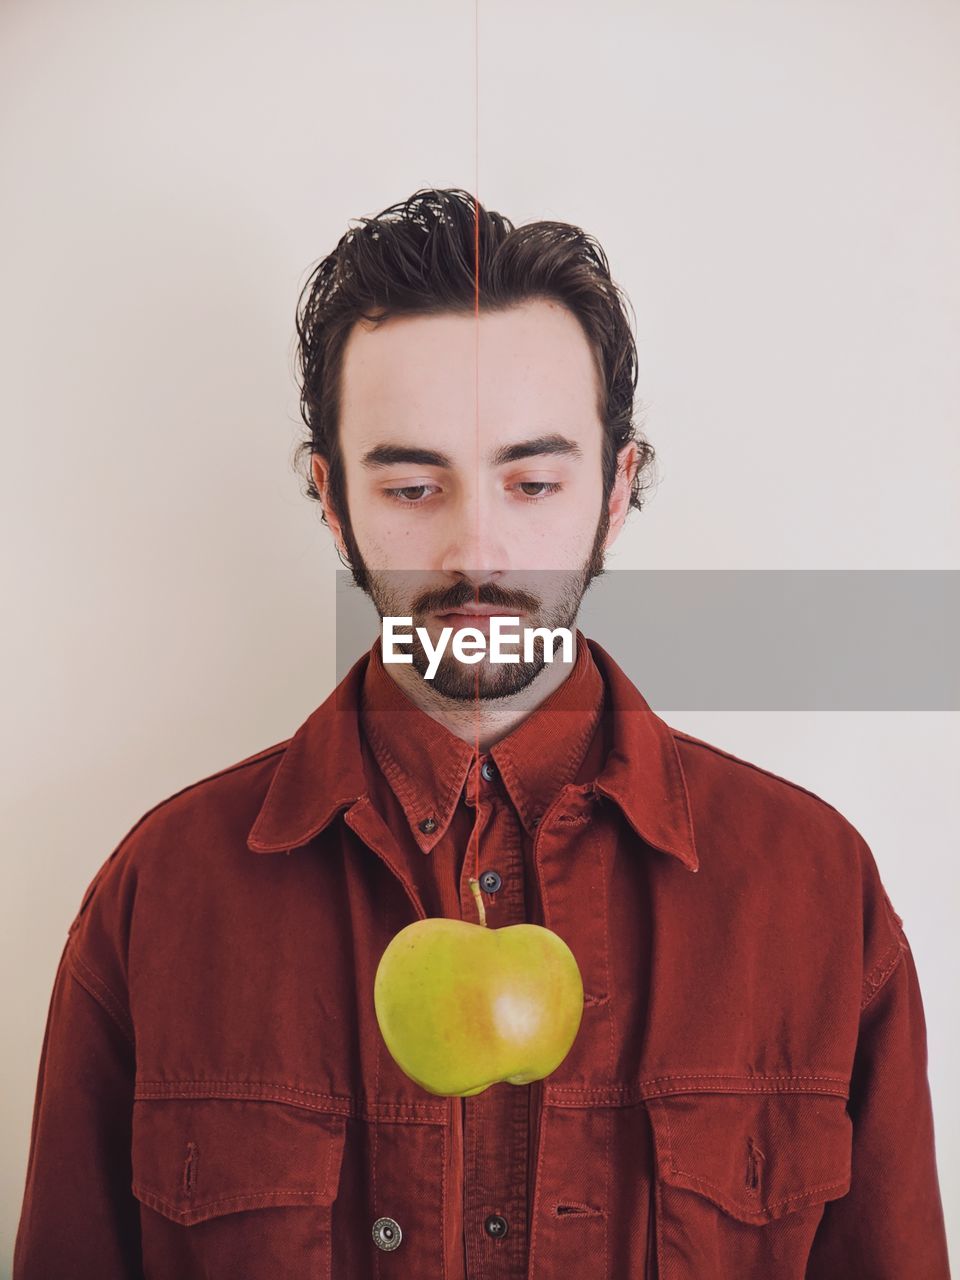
[{"left": 1, "top": 0, "right": 957, "bottom": 1271}]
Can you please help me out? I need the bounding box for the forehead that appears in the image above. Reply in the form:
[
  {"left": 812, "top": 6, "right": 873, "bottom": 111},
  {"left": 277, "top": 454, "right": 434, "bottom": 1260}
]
[{"left": 338, "top": 298, "right": 603, "bottom": 447}]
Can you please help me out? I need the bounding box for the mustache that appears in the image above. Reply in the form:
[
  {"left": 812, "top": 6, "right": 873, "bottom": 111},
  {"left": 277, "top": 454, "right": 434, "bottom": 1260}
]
[{"left": 413, "top": 583, "right": 541, "bottom": 615}]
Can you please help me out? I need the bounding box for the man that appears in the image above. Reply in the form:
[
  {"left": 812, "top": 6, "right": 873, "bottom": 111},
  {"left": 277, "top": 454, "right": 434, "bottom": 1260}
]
[{"left": 15, "top": 188, "right": 950, "bottom": 1278}]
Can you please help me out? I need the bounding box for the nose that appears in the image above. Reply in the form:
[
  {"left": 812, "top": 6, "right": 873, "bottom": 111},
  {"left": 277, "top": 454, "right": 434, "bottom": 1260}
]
[{"left": 439, "top": 485, "right": 510, "bottom": 581}]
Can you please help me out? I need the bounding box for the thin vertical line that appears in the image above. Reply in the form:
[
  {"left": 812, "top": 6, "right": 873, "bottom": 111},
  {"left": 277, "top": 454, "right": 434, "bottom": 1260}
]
[{"left": 472, "top": 0, "right": 481, "bottom": 894}]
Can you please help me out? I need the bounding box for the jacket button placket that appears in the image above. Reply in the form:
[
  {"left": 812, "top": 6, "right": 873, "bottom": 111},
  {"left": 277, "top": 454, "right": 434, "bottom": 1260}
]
[{"left": 460, "top": 766, "right": 530, "bottom": 1276}]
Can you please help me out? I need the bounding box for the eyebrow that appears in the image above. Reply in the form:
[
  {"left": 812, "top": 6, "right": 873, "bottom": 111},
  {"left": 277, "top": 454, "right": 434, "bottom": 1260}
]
[{"left": 360, "top": 433, "right": 584, "bottom": 471}]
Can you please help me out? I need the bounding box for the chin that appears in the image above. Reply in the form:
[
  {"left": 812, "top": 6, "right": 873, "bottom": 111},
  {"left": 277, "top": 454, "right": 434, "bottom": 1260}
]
[{"left": 420, "top": 662, "right": 546, "bottom": 701}]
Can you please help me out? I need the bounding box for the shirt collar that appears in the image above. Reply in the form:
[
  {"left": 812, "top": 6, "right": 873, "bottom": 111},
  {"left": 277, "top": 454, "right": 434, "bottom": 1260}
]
[
  {"left": 247, "top": 633, "right": 698, "bottom": 872},
  {"left": 359, "top": 631, "right": 605, "bottom": 850}
]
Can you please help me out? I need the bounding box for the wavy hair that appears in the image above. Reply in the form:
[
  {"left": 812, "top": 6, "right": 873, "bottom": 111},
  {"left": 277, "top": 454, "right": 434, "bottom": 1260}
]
[{"left": 293, "top": 187, "right": 656, "bottom": 533}]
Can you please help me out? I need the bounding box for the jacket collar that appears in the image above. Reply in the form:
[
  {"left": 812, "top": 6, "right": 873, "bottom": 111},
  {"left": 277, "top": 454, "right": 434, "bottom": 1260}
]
[
  {"left": 358, "top": 631, "right": 606, "bottom": 851},
  {"left": 247, "top": 635, "right": 698, "bottom": 872}
]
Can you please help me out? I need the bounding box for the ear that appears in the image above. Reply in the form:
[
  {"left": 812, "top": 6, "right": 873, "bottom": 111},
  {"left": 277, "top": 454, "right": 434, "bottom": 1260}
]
[
  {"left": 310, "top": 455, "right": 348, "bottom": 559},
  {"left": 603, "top": 442, "right": 640, "bottom": 551}
]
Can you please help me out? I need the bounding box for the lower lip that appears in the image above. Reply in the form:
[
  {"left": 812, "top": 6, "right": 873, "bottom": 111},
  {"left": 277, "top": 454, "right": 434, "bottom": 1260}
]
[{"left": 435, "top": 613, "right": 524, "bottom": 634}]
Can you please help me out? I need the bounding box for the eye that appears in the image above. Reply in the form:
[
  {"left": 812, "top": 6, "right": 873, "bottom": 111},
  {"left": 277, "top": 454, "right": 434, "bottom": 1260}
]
[
  {"left": 513, "top": 481, "right": 563, "bottom": 502},
  {"left": 382, "top": 480, "right": 563, "bottom": 506},
  {"left": 383, "top": 484, "right": 440, "bottom": 505}
]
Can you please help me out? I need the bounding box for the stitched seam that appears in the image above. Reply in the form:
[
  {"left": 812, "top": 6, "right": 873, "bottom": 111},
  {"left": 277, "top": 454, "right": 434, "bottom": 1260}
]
[
  {"left": 527, "top": 1100, "right": 549, "bottom": 1273},
  {"left": 666, "top": 1170, "right": 850, "bottom": 1218},
  {"left": 363, "top": 724, "right": 421, "bottom": 814},
  {"left": 554, "top": 1084, "right": 851, "bottom": 1105},
  {"left": 503, "top": 1076, "right": 528, "bottom": 1264},
  {"left": 434, "top": 753, "right": 474, "bottom": 833},
  {"left": 496, "top": 747, "right": 547, "bottom": 834},
  {"left": 494, "top": 748, "right": 539, "bottom": 831},
  {"left": 440, "top": 1106, "right": 447, "bottom": 1280},
  {"left": 659, "top": 1096, "right": 849, "bottom": 1219},
  {"left": 598, "top": 834, "right": 612, "bottom": 1280},
  {"left": 546, "top": 1076, "right": 852, "bottom": 1105},
  {"left": 494, "top": 686, "right": 601, "bottom": 831},
  {"left": 655, "top": 1150, "right": 665, "bottom": 1277},
  {"left": 549, "top": 1072, "right": 849, "bottom": 1090},
  {"left": 671, "top": 730, "right": 856, "bottom": 821},
  {"left": 323, "top": 1117, "right": 337, "bottom": 1198},
  {"left": 860, "top": 937, "right": 906, "bottom": 1012},
  {"left": 665, "top": 729, "right": 699, "bottom": 866},
  {"left": 603, "top": 1103, "right": 610, "bottom": 1274},
  {"left": 134, "top": 1083, "right": 446, "bottom": 1121},
  {"left": 364, "top": 716, "right": 470, "bottom": 831},
  {"left": 133, "top": 742, "right": 289, "bottom": 839},
  {"left": 66, "top": 949, "right": 134, "bottom": 1046},
  {"left": 595, "top": 825, "right": 614, "bottom": 1041},
  {"left": 373, "top": 994, "right": 381, "bottom": 1280},
  {"left": 495, "top": 667, "right": 603, "bottom": 822},
  {"left": 137, "top": 1080, "right": 357, "bottom": 1098},
  {"left": 76, "top": 742, "right": 290, "bottom": 911},
  {"left": 135, "top": 1186, "right": 330, "bottom": 1220}
]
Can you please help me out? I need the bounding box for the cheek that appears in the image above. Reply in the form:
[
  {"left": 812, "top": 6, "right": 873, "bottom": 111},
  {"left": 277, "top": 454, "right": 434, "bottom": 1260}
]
[
  {"left": 350, "top": 505, "right": 437, "bottom": 570},
  {"left": 503, "top": 529, "right": 588, "bottom": 576},
  {"left": 512, "top": 490, "right": 604, "bottom": 559}
]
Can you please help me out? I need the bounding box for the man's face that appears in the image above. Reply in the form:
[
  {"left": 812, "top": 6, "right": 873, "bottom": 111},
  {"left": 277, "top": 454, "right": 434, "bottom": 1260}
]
[{"left": 312, "top": 298, "right": 637, "bottom": 699}]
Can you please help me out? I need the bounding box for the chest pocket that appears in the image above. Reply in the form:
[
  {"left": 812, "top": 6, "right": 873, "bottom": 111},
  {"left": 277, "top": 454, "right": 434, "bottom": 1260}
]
[
  {"left": 645, "top": 1090, "right": 853, "bottom": 1280},
  {"left": 131, "top": 1097, "right": 346, "bottom": 1280}
]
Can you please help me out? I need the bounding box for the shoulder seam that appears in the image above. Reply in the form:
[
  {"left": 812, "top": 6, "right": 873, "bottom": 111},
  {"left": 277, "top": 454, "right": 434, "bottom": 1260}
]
[
  {"left": 671, "top": 729, "right": 847, "bottom": 821},
  {"left": 68, "top": 738, "right": 290, "bottom": 936},
  {"left": 110, "top": 738, "right": 290, "bottom": 851},
  {"left": 673, "top": 728, "right": 908, "bottom": 1013},
  {"left": 131, "top": 738, "right": 291, "bottom": 825},
  {"left": 65, "top": 945, "right": 136, "bottom": 1048}
]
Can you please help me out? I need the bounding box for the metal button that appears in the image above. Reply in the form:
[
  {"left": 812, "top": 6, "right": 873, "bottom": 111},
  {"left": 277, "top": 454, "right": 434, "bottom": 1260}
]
[
  {"left": 479, "top": 869, "right": 502, "bottom": 893},
  {"left": 372, "top": 1216, "right": 402, "bottom": 1251},
  {"left": 418, "top": 817, "right": 438, "bottom": 834},
  {"left": 484, "top": 1212, "right": 509, "bottom": 1239},
  {"left": 480, "top": 760, "right": 497, "bottom": 782}
]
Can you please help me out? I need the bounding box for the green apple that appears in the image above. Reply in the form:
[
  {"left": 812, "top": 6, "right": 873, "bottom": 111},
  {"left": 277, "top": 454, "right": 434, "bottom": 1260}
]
[{"left": 374, "top": 904, "right": 584, "bottom": 1098}]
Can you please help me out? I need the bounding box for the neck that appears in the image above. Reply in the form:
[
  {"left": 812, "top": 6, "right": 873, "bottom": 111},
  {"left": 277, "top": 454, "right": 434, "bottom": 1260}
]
[{"left": 382, "top": 632, "right": 580, "bottom": 751}]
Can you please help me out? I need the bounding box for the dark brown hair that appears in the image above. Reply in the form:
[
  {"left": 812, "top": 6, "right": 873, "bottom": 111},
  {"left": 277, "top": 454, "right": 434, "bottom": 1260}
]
[{"left": 293, "top": 187, "right": 656, "bottom": 535}]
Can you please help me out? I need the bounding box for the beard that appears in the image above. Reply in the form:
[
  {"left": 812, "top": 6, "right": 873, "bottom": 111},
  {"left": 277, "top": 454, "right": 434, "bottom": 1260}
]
[{"left": 338, "top": 500, "right": 610, "bottom": 701}]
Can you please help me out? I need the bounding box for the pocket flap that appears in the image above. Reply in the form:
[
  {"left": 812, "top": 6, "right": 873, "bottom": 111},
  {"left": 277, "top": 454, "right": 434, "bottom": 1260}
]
[
  {"left": 646, "top": 1091, "right": 852, "bottom": 1225},
  {"left": 132, "top": 1097, "right": 347, "bottom": 1226}
]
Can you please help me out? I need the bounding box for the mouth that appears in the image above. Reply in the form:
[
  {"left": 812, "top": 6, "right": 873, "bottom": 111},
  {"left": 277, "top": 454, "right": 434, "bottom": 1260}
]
[{"left": 433, "top": 609, "right": 527, "bottom": 635}]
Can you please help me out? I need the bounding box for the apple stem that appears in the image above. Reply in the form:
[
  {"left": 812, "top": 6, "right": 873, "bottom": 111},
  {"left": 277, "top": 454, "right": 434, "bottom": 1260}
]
[{"left": 468, "top": 876, "right": 488, "bottom": 927}]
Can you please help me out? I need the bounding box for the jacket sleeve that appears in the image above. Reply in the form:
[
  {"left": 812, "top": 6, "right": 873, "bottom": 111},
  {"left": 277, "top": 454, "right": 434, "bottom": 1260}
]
[
  {"left": 13, "top": 934, "right": 143, "bottom": 1279},
  {"left": 805, "top": 924, "right": 951, "bottom": 1278}
]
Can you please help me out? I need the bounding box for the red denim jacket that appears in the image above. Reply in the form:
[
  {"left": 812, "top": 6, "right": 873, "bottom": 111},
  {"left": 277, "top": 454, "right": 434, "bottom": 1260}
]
[
  {"left": 358, "top": 630, "right": 611, "bottom": 1274},
  {"left": 14, "top": 635, "right": 950, "bottom": 1278}
]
